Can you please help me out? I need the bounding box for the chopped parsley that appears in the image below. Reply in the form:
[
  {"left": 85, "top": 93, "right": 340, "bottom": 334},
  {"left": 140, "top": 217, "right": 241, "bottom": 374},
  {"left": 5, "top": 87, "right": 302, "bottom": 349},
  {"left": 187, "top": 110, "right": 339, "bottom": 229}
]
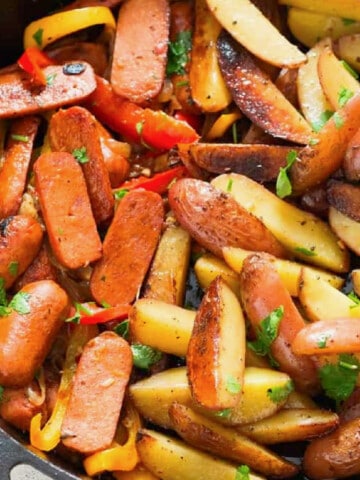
[
  {"left": 348, "top": 290, "right": 360, "bottom": 308},
  {"left": 317, "top": 334, "right": 329, "bottom": 349},
  {"left": 215, "top": 408, "right": 232, "bottom": 419},
  {"left": 114, "top": 319, "right": 130, "bottom": 340},
  {"left": 32, "top": 28, "right": 44, "bottom": 46},
  {"left": 166, "top": 31, "right": 192, "bottom": 76},
  {"left": 311, "top": 110, "right": 334, "bottom": 132},
  {"left": 0, "top": 278, "right": 10, "bottom": 317},
  {"left": 342, "top": 18, "right": 356, "bottom": 26},
  {"left": 309, "top": 138, "right": 320, "bottom": 146},
  {"left": 226, "top": 178, "right": 234, "bottom": 192},
  {"left": 100, "top": 300, "right": 111, "bottom": 309},
  {"left": 72, "top": 146, "right": 89, "bottom": 164},
  {"left": 294, "top": 246, "right": 317, "bottom": 257},
  {"left": 226, "top": 375, "right": 241, "bottom": 394},
  {"left": 176, "top": 80, "right": 190, "bottom": 87},
  {"left": 247, "top": 306, "right": 284, "bottom": 367},
  {"left": 267, "top": 380, "right": 294, "bottom": 404},
  {"left": 0, "top": 385, "right": 4, "bottom": 402},
  {"left": 333, "top": 112, "right": 344, "bottom": 129},
  {"left": 276, "top": 150, "right": 297, "bottom": 199},
  {"left": 131, "top": 344, "right": 162, "bottom": 369},
  {"left": 135, "top": 121, "right": 144, "bottom": 135},
  {"left": 319, "top": 354, "right": 360, "bottom": 407},
  {"left": 8, "top": 261, "right": 19, "bottom": 277},
  {"left": 235, "top": 465, "right": 250, "bottom": 480},
  {"left": 232, "top": 122, "right": 238, "bottom": 144},
  {"left": 8, "top": 292, "right": 31, "bottom": 315},
  {"left": 11, "top": 134, "right": 29, "bottom": 143},
  {"left": 114, "top": 189, "right": 129, "bottom": 200},
  {"left": 65, "top": 302, "right": 93, "bottom": 324},
  {"left": 338, "top": 87, "right": 354, "bottom": 107},
  {"left": 341, "top": 60, "right": 359, "bottom": 79},
  {"left": 46, "top": 73, "right": 57, "bottom": 86}
]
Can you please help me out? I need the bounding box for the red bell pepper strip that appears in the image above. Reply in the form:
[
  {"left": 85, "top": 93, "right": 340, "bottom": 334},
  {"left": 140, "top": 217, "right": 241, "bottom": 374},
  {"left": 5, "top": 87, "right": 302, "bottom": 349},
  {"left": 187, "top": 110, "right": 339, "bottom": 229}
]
[
  {"left": 79, "top": 304, "right": 131, "bottom": 325},
  {"left": 86, "top": 76, "right": 199, "bottom": 150},
  {"left": 114, "top": 165, "right": 188, "bottom": 195},
  {"left": 174, "top": 111, "right": 203, "bottom": 133},
  {"left": 17, "top": 47, "right": 54, "bottom": 86}
]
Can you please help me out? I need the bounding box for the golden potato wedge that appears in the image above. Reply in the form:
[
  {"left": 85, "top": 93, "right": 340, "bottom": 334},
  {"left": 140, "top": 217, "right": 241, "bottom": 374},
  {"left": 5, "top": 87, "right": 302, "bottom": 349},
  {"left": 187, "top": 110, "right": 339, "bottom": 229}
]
[
  {"left": 187, "top": 277, "right": 246, "bottom": 410},
  {"left": 352, "top": 269, "right": 360, "bottom": 297},
  {"left": 327, "top": 180, "right": 360, "bottom": 222},
  {"left": 207, "top": 0, "right": 305, "bottom": 68},
  {"left": 217, "top": 33, "right": 313, "bottom": 145},
  {"left": 168, "top": 178, "right": 288, "bottom": 259},
  {"left": 142, "top": 223, "right": 191, "bottom": 305},
  {"left": 205, "top": 111, "right": 242, "bottom": 141},
  {"left": 113, "top": 466, "right": 160, "bottom": 480},
  {"left": 329, "top": 206, "right": 360, "bottom": 256},
  {"left": 280, "top": 0, "right": 360, "bottom": 20},
  {"left": 189, "top": 143, "right": 300, "bottom": 183},
  {"left": 212, "top": 173, "right": 349, "bottom": 273},
  {"left": 169, "top": 403, "right": 299, "bottom": 479},
  {"left": 238, "top": 408, "right": 339, "bottom": 445},
  {"left": 336, "top": 34, "right": 360, "bottom": 72},
  {"left": 129, "top": 299, "right": 195, "bottom": 357},
  {"left": 284, "top": 390, "right": 318, "bottom": 409},
  {"left": 129, "top": 367, "right": 293, "bottom": 428},
  {"left": 189, "top": 0, "right": 231, "bottom": 112},
  {"left": 318, "top": 45, "right": 360, "bottom": 110},
  {"left": 290, "top": 93, "right": 360, "bottom": 195},
  {"left": 223, "top": 246, "right": 344, "bottom": 296},
  {"left": 288, "top": 8, "right": 360, "bottom": 48},
  {"left": 137, "top": 429, "right": 265, "bottom": 480},
  {"left": 297, "top": 38, "right": 334, "bottom": 126},
  {"left": 298, "top": 268, "right": 360, "bottom": 322},
  {"left": 194, "top": 253, "right": 241, "bottom": 298}
]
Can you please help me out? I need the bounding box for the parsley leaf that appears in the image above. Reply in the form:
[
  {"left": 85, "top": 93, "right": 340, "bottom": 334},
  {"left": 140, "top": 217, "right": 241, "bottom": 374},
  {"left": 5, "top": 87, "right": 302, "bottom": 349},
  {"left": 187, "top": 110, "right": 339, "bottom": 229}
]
[
  {"left": 247, "top": 306, "right": 284, "bottom": 367},
  {"left": 348, "top": 290, "right": 360, "bottom": 308},
  {"left": 8, "top": 292, "right": 31, "bottom": 315},
  {"left": 8, "top": 261, "right": 19, "bottom": 277},
  {"left": 311, "top": 110, "right": 334, "bottom": 132},
  {"left": 276, "top": 150, "right": 298, "bottom": 198},
  {"left": 338, "top": 87, "right": 354, "bottom": 107},
  {"left": 0, "top": 385, "right": 4, "bottom": 403},
  {"left": 0, "top": 278, "right": 11, "bottom": 317},
  {"left": 342, "top": 18, "right": 356, "bottom": 26},
  {"left": 319, "top": 354, "right": 360, "bottom": 406},
  {"left": 235, "top": 465, "right": 250, "bottom": 480},
  {"left": 294, "top": 246, "right": 317, "bottom": 257},
  {"left": 114, "top": 320, "right": 130, "bottom": 340},
  {"left": 226, "top": 375, "right": 241, "bottom": 394},
  {"left": 166, "top": 31, "right": 192, "bottom": 76},
  {"left": 32, "top": 28, "right": 44, "bottom": 46},
  {"left": 309, "top": 138, "right": 320, "bottom": 146},
  {"left": 65, "top": 302, "right": 93, "bottom": 324},
  {"left": 46, "top": 73, "right": 57, "bottom": 86},
  {"left": 267, "top": 380, "right": 294, "bottom": 403},
  {"left": 226, "top": 178, "right": 234, "bottom": 192},
  {"left": 333, "top": 112, "right": 344, "bottom": 129},
  {"left": 11, "top": 134, "right": 29, "bottom": 143},
  {"left": 341, "top": 60, "right": 359, "bottom": 79},
  {"left": 114, "top": 189, "right": 129, "bottom": 200},
  {"left": 131, "top": 344, "right": 162, "bottom": 369},
  {"left": 72, "top": 146, "right": 89, "bottom": 164},
  {"left": 136, "top": 121, "right": 144, "bottom": 135},
  {"left": 317, "top": 334, "right": 329, "bottom": 349},
  {"left": 215, "top": 408, "right": 232, "bottom": 418}
]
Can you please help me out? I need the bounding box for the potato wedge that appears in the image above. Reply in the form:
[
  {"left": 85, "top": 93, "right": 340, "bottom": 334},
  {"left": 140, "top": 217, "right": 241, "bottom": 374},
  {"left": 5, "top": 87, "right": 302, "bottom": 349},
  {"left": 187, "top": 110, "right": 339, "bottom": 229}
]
[
  {"left": 129, "top": 299, "right": 195, "bottom": 357},
  {"left": 238, "top": 408, "right": 339, "bottom": 445},
  {"left": 212, "top": 173, "right": 349, "bottom": 273},
  {"left": 217, "top": 33, "right": 313, "bottom": 145},
  {"left": 329, "top": 206, "right": 360, "bottom": 256},
  {"left": 137, "top": 429, "right": 265, "bottom": 480},
  {"left": 189, "top": 143, "right": 300, "bottom": 183},
  {"left": 223, "top": 246, "right": 344, "bottom": 296},
  {"left": 343, "top": 125, "right": 360, "bottom": 181},
  {"left": 189, "top": 0, "right": 231, "bottom": 112},
  {"left": 318, "top": 45, "right": 360, "bottom": 110},
  {"left": 169, "top": 403, "right": 299, "bottom": 478},
  {"left": 205, "top": 111, "right": 242, "bottom": 141},
  {"left": 130, "top": 367, "right": 292, "bottom": 428},
  {"left": 113, "top": 466, "right": 160, "bottom": 480},
  {"left": 168, "top": 178, "right": 288, "bottom": 259},
  {"left": 352, "top": 269, "right": 360, "bottom": 297},
  {"left": 194, "top": 253, "right": 241, "bottom": 298},
  {"left": 280, "top": 0, "right": 360, "bottom": 20},
  {"left": 288, "top": 8, "right": 360, "bottom": 48},
  {"left": 207, "top": 0, "right": 305, "bottom": 68},
  {"left": 142, "top": 223, "right": 191, "bottom": 305},
  {"left": 298, "top": 268, "right": 360, "bottom": 321},
  {"left": 327, "top": 180, "right": 360, "bottom": 222},
  {"left": 187, "top": 277, "right": 246, "bottom": 410},
  {"left": 336, "top": 34, "right": 360, "bottom": 73},
  {"left": 290, "top": 92, "right": 360, "bottom": 195},
  {"left": 284, "top": 390, "right": 318, "bottom": 409},
  {"left": 297, "top": 38, "right": 334, "bottom": 126}
]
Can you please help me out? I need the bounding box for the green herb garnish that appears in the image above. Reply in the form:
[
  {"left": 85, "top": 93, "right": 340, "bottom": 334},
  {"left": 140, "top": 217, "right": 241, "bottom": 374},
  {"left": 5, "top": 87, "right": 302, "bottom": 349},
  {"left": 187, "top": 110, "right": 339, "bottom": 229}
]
[
  {"left": 32, "top": 28, "right": 44, "bottom": 46},
  {"left": 338, "top": 87, "right": 354, "bottom": 107},
  {"left": 114, "top": 189, "right": 129, "bottom": 200},
  {"left": 226, "top": 375, "right": 241, "bottom": 394},
  {"left": 317, "top": 335, "right": 329, "bottom": 349},
  {"left": 72, "top": 146, "right": 89, "bottom": 164},
  {"left": 46, "top": 73, "right": 57, "bottom": 86},
  {"left": 294, "top": 246, "right": 317, "bottom": 257},
  {"left": 311, "top": 110, "right": 334, "bottom": 132},
  {"left": 235, "top": 465, "right": 250, "bottom": 480},
  {"left": 226, "top": 178, "right": 233, "bottom": 192},
  {"left": 342, "top": 18, "right": 356, "bottom": 26},
  {"left": 166, "top": 31, "right": 192, "bottom": 76},
  {"left": 131, "top": 344, "right": 162, "bottom": 369},
  {"left": 348, "top": 290, "right": 360, "bottom": 308},
  {"left": 215, "top": 408, "right": 232, "bottom": 419},
  {"left": 8, "top": 261, "right": 19, "bottom": 277},
  {"left": 114, "top": 320, "right": 130, "bottom": 340},
  {"left": 333, "top": 112, "right": 344, "bottom": 129},
  {"left": 11, "top": 134, "right": 29, "bottom": 143},
  {"left": 8, "top": 292, "right": 31, "bottom": 315},
  {"left": 341, "top": 60, "right": 359, "bottom": 79},
  {"left": 276, "top": 150, "right": 297, "bottom": 199},
  {"left": 267, "top": 380, "right": 294, "bottom": 404}
]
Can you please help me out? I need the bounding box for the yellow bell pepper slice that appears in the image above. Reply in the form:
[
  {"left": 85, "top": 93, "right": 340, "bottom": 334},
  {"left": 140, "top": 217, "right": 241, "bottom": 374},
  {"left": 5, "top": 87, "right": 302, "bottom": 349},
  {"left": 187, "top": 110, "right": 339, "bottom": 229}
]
[
  {"left": 30, "top": 325, "right": 98, "bottom": 451},
  {"left": 24, "top": 6, "right": 116, "bottom": 50},
  {"left": 83, "top": 402, "right": 141, "bottom": 476},
  {"left": 205, "top": 110, "right": 242, "bottom": 141}
]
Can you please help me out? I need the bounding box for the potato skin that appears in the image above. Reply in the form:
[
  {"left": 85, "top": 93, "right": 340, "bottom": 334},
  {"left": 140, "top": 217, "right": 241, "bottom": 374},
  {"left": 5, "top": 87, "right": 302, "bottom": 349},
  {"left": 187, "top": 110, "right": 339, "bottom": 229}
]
[
  {"left": 327, "top": 180, "right": 360, "bottom": 222},
  {"left": 168, "top": 178, "right": 287, "bottom": 259},
  {"left": 303, "top": 418, "right": 360, "bottom": 479}
]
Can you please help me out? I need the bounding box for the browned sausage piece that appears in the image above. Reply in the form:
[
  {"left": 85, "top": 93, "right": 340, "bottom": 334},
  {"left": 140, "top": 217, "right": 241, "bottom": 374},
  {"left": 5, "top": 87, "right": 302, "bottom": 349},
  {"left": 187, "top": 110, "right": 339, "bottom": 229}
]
[
  {"left": 0, "top": 280, "right": 69, "bottom": 387},
  {"left": 168, "top": 178, "right": 288, "bottom": 259},
  {"left": 0, "top": 63, "right": 96, "bottom": 119},
  {"left": 327, "top": 180, "right": 360, "bottom": 223},
  {"left": 49, "top": 107, "right": 114, "bottom": 225},
  {"left": 303, "top": 418, "right": 360, "bottom": 479},
  {"left": 0, "top": 214, "right": 43, "bottom": 289},
  {"left": 34, "top": 152, "right": 102, "bottom": 270},
  {"left": 111, "top": 0, "right": 170, "bottom": 104},
  {"left": 0, "top": 116, "right": 40, "bottom": 219},
  {"left": 61, "top": 332, "right": 132, "bottom": 454},
  {"left": 90, "top": 190, "right": 164, "bottom": 306},
  {"left": 343, "top": 125, "right": 360, "bottom": 181}
]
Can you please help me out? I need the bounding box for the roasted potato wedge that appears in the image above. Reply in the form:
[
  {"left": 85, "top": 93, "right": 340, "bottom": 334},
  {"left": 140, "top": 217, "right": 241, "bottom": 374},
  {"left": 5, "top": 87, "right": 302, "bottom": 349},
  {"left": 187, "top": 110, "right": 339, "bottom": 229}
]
[
  {"left": 169, "top": 403, "right": 299, "bottom": 479},
  {"left": 137, "top": 429, "right": 265, "bottom": 480},
  {"left": 343, "top": 125, "right": 360, "bottom": 181},
  {"left": 336, "top": 34, "right": 360, "bottom": 72},
  {"left": 207, "top": 0, "right": 305, "bottom": 68},
  {"left": 223, "top": 246, "right": 344, "bottom": 296},
  {"left": 205, "top": 111, "right": 242, "bottom": 141},
  {"left": 329, "top": 206, "right": 360, "bottom": 256},
  {"left": 189, "top": 143, "right": 300, "bottom": 183},
  {"left": 187, "top": 277, "right": 245, "bottom": 410},
  {"left": 194, "top": 253, "right": 241, "bottom": 298},
  {"left": 142, "top": 223, "right": 191, "bottom": 305},
  {"left": 212, "top": 173, "right": 349, "bottom": 273},
  {"left": 168, "top": 178, "right": 288, "bottom": 259},
  {"left": 217, "top": 32, "right": 313, "bottom": 145},
  {"left": 279, "top": 0, "right": 360, "bottom": 19},
  {"left": 238, "top": 408, "right": 339, "bottom": 445},
  {"left": 327, "top": 180, "right": 360, "bottom": 222},
  {"left": 284, "top": 390, "right": 318, "bottom": 409},
  {"left": 189, "top": 0, "right": 231, "bottom": 112}
]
